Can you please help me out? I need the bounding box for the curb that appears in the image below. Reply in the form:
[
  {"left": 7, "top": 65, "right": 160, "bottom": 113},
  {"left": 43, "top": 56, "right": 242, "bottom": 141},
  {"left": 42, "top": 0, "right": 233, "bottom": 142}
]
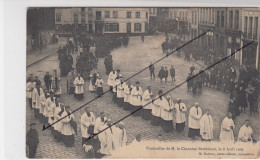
[{"left": 26, "top": 52, "right": 55, "bottom": 68}]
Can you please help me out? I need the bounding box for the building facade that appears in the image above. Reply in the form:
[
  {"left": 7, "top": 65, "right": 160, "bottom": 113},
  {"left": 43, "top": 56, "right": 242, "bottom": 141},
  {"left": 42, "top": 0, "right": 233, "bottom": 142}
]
[
  {"left": 225, "top": 8, "right": 242, "bottom": 64},
  {"left": 92, "top": 8, "right": 149, "bottom": 35},
  {"left": 241, "top": 8, "right": 260, "bottom": 73},
  {"left": 189, "top": 8, "right": 199, "bottom": 43},
  {"left": 148, "top": 8, "right": 158, "bottom": 34},
  {"left": 198, "top": 8, "right": 215, "bottom": 52},
  {"left": 55, "top": 7, "right": 93, "bottom": 35},
  {"left": 168, "top": 8, "right": 190, "bottom": 39}
]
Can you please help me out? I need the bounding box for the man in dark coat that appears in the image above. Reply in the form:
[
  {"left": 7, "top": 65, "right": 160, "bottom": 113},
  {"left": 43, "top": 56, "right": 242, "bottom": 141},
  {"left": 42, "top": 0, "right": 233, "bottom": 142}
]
[
  {"left": 170, "top": 65, "right": 176, "bottom": 81},
  {"left": 186, "top": 73, "right": 192, "bottom": 92},
  {"left": 228, "top": 98, "right": 237, "bottom": 120},
  {"left": 158, "top": 67, "right": 165, "bottom": 83},
  {"left": 149, "top": 62, "right": 155, "bottom": 79},
  {"left": 26, "top": 123, "right": 39, "bottom": 158},
  {"left": 164, "top": 67, "right": 168, "bottom": 83},
  {"left": 44, "top": 72, "right": 51, "bottom": 91},
  {"left": 104, "top": 55, "right": 113, "bottom": 75},
  {"left": 190, "top": 65, "right": 195, "bottom": 75}
]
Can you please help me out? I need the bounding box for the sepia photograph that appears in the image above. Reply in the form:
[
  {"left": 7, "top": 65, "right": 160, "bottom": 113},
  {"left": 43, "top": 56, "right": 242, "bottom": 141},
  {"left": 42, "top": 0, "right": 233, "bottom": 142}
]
[{"left": 25, "top": 7, "right": 260, "bottom": 159}]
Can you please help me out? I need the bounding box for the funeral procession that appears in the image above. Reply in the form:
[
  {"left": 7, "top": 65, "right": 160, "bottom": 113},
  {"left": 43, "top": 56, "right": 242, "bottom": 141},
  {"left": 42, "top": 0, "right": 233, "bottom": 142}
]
[{"left": 26, "top": 7, "right": 260, "bottom": 158}]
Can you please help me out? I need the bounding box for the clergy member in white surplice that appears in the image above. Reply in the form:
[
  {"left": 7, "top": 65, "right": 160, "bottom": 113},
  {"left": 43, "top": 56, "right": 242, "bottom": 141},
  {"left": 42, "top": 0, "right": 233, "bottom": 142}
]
[
  {"left": 200, "top": 109, "right": 213, "bottom": 141},
  {"left": 26, "top": 77, "right": 35, "bottom": 109},
  {"left": 141, "top": 86, "right": 154, "bottom": 120},
  {"left": 112, "top": 122, "right": 127, "bottom": 150},
  {"left": 237, "top": 120, "right": 254, "bottom": 143},
  {"left": 130, "top": 81, "right": 143, "bottom": 116},
  {"left": 93, "top": 112, "right": 107, "bottom": 154},
  {"left": 52, "top": 100, "right": 63, "bottom": 142},
  {"left": 107, "top": 70, "right": 117, "bottom": 91},
  {"left": 98, "top": 119, "right": 114, "bottom": 155},
  {"left": 116, "top": 76, "right": 125, "bottom": 106},
  {"left": 45, "top": 91, "right": 56, "bottom": 125},
  {"left": 219, "top": 112, "right": 235, "bottom": 143},
  {"left": 81, "top": 107, "right": 96, "bottom": 146},
  {"left": 188, "top": 102, "right": 202, "bottom": 140},
  {"left": 32, "top": 82, "right": 44, "bottom": 119},
  {"left": 160, "top": 95, "right": 174, "bottom": 133},
  {"left": 173, "top": 98, "right": 187, "bottom": 132},
  {"left": 151, "top": 90, "right": 164, "bottom": 126},
  {"left": 74, "top": 74, "right": 84, "bottom": 100},
  {"left": 60, "top": 106, "right": 75, "bottom": 147},
  {"left": 123, "top": 82, "right": 132, "bottom": 111}
]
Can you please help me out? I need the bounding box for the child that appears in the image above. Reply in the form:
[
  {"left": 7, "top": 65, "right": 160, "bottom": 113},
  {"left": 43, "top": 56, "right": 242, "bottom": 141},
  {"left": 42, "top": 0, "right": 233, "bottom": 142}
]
[{"left": 95, "top": 75, "right": 104, "bottom": 97}]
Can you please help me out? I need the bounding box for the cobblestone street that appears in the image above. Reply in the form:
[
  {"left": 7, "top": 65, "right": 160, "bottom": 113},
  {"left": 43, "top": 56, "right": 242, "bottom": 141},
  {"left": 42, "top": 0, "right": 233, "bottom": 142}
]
[{"left": 26, "top": 34, "right": 260, "bottom": 158}]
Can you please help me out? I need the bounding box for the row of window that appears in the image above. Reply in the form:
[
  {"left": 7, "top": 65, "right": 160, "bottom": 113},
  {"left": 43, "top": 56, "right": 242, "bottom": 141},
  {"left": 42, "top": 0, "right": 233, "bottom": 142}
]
[
  {"left": 216, "top": 11, "right": 225, "bottom": 28},
  {"left": 169, "top": 11, "right": 187, "bottom": 20},
  {"left": 244, "top": 16, "right": 258, "bottom": 40},
  {"left": 228, "top": 10, "right": 239, "bottom": 29},
  {"left": 104, "top": 11, "right": 148, "bottom": 19},
  {"left": 191, "top": 11, "right": 197, "bottom": 25},
  {"left": 104, "top": 23, "right": 149, "bottom": 32},
  {"left": 199, "top": 8, "right": 215, "bottom": 24}
]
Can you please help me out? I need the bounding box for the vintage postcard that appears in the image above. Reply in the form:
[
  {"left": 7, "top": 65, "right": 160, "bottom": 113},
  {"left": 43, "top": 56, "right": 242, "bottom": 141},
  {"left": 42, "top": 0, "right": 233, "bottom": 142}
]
[{"left": 26, "top": 7, "right": 260, "bottom": 159}]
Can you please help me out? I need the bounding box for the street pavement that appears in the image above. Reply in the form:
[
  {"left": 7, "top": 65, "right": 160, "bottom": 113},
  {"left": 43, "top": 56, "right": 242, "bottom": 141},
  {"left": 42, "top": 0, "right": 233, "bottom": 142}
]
[{"left": 26, "top": 34, "right": 260, "bottom": 158}]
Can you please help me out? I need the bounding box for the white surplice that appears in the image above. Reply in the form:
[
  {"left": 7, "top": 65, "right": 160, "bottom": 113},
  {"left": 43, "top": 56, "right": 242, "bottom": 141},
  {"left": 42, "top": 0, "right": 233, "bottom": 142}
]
[
  {"left": 161, "top": 99, "right": 174, "bottom": 121},
  {"left": 142, "top": 90, "right": 154, "bottom": 110},
  {"left": 26, "top": 82, "right": 35, "bottom": 98},
  {"left": 173, "top": 102, "right": 187, "bottom": 124},
  {"left": 200, "top": 113, "right": 214, "bottom": 140},
  {"left": 107, "top": 71, "right": 116, "bottom": 86},
  {"left": 94, "top": 117, "right": 108, "bottom": 134},
  {"left": 116, "top": 82, "right": 124, "bottom": 98},
  {"left": 113, "top": 128, "right": 127, "bottom": 149},
  {"left": 74, "top": 77, "right": 84, "bottom": 94},
  {"left": 31, "top": 87, "right": 44, "bottom": 110},
  {"left": 98, "top": 124, "right": 114, "bottom": 155},
  {"left": 152, "top": 96, "right": 166, "bottom": 117},
  {"left": 219, "top": 117, "right": 235, "bottom": 143},
  {"left": 123, "top": 84, "right": 131, "bottom": 103},
  {"left": 188, "top": 106, "right": 202, "bottom": 129},
  {"left": 130, "top": 86, "right": 143, "bottom": 106},
  {"left": 237, "top": 124, "right": 253, "bottom": 143},
  {"left": 81, "top": 112, "right": 96, "bottom": 138},
  {"left": 60, "top": 111, "right": 75, "bottom": 136}
]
